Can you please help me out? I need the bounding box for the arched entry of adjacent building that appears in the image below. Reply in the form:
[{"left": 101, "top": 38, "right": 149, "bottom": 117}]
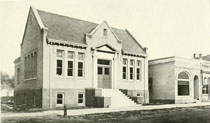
[{"left": 194, "top": 75, "right": 199, "bottom": 100}]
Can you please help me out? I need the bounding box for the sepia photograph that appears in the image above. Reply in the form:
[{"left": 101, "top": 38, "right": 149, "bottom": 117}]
[{"left": 0, "top": 0, "right": 210, "bottom": 122}]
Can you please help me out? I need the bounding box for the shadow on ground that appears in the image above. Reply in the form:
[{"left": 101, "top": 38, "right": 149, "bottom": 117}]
[{"left": 2, "top": 106, "right": 210, "bottom": 123}]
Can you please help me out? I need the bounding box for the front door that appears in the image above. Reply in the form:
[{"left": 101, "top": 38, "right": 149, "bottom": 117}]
[{"left": 97, "top": 59, "right": 111, "bottom": 88}]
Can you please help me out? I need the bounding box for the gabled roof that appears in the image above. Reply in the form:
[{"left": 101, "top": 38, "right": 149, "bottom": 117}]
[{"left": 37, "top": 9, "right": 146, "bottom": 55}]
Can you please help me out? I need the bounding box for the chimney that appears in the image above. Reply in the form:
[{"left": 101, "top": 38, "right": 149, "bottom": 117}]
[
  {"left": 199, "top": 53, "right": 202, "bottom": 59},
  {"left": 193, "top": 53, "right": 197, "bottom": 59},
  {"left": 144, "top": 47, "right": 148, "bottom": 53}
]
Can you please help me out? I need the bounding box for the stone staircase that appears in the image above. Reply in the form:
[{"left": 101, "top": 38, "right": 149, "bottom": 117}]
[{"left": 101, "top": 89, "right": 137, "bottom": 107}]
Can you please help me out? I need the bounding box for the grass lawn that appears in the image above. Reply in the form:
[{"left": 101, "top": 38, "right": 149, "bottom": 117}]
[{"left": 2, "top": 106, "right": 210, "bottom": 123}]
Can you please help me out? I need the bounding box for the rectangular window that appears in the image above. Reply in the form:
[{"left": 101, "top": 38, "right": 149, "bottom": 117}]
[
  {"left": 56, "top": 50, "right": 64, "bottom": 76},
  {"left": 24, "top": 93, "right": 27, "bottom": 104},
  {"left": 67, "top": 61, "right": 73, "bottom": 76},
  {"left": 27, "top": 55, "right": 30, "bottom": 79},
  {"left": 78, "top": 93, "right": 84, "bottom": 104},
  {"left": 178, "top": 81, "right": 189, "bottom": 96},
  {"left": 78, "top": 53, "right": 84, "bottom": 77},
  {"left": 17, "top": 68, "right": 20, "bottom": 84},
  {"left": 24, "top": 57, "right": 27, "bottom": 79},
  {"left": 130, "top": 60, "right": 134, "bottom": 80},
  {"left": 149, "top": 78, "right": 153, "bottom": 95},
  {"left": 34, "top": 52, "right": 37, "bottom": 77},
  {"left": 78, "top": 62, "right": 83, "bottom": 77},
  {"left": 57, "top": 50, "right": 63, "bottom": 58},
  {"left": 67, "top": 51, "right": 74, "bottom": 77},
  {"left": 202, "top": 77, "right": 209, "bottom": 94},
  {"left": 136, "top": 60, "right": 141, "bottom": 80},
  {"left": 57, "top": 93, "right": 64, "bottom": 105},
  {"left": 24, "top": 51, "right": 37, "bottom": 79},
  {"left": 104, "top": 68, "right": 110, "bottom": 75},
  {"left": 33, "top": 93, "right": 36, "bottom": 106},
  {"left": 98, "top": 67, "right": 103, "bottom": 75},
  {"left": 103, "top": 28, "right": 107, "bottom": 36},
  {"left": 98, "top": 59, "right": 110, "bottom": 65},
  {"left": 122, "top": 59, "right": 127, "bottom": 79},
  {"left": 57, "top": 60, "right": 63, "bottom": 75},
  {"left": 30, "top": 53, "right": 34, "bottom": 78}
]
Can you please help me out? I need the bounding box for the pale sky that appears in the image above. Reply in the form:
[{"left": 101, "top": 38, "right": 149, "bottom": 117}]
[{"left": 0, "top": 0, "right": 210, "bottom": 76}]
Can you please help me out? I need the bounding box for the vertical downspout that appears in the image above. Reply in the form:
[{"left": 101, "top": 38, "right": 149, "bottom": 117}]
[
  {"left": 144, "top": 47, "right": 148, "bottom": 104},
  {"left": 144, "top": 58, "right": 146, "bottom": 104},
  {"left": 49, "top": 39, "right": 52, "bottom": 109}
]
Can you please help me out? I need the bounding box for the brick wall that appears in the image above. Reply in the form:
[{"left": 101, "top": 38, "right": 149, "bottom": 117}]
[
  {"left": 42, "top": 88, "right": 86, "bottom": 109},
  {"left": 16, "top": 8, "right": 44, "bottom": 91},
  {"left": 14, "top": 89, "right": 42, "bottom": 109},
  {"left": 149, "top": 61, "right": 175, "bottom": 102}
]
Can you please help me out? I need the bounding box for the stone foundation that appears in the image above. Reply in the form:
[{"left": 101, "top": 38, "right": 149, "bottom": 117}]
[{"left": 14, "top": 89, "right": 42, "bottom": 109}]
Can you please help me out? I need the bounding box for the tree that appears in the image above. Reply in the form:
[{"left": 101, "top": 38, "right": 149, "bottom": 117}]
[{"left": 1, "top": 72, "right": 14, "bottom": 88}]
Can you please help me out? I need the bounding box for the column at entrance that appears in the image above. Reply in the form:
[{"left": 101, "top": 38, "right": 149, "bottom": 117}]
[
  {"left": 113, "top": 53, "right": 118, "bottom": 89},
  {"left": 92, "top": 50, "right": 98, "bottom": 88}
]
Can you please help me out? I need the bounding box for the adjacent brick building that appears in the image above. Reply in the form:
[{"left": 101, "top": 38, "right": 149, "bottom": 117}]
[
  {"left": 14, "top": 6, "right": 149, "bottom": 109},
  {"left": 149, "top": 55, "right": 210, "bottom": 104}
]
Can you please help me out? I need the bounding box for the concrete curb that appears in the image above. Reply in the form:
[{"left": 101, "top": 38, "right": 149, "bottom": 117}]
[{"left": 2, "top": 102, "right": 210, "bottom": 118}]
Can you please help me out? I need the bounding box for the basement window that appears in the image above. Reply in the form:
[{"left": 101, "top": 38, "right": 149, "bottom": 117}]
[
  {"left": 78, "top": 93, "right": 85, "bottom": 105},
  {"left": 56, "top": 93, "right": 64, "bottom": 106}
]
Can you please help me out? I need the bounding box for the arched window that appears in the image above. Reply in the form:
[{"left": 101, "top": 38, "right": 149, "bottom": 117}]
[
  {"left": 178, "top": 72, "right": 189, "bottom": 79},
  {"left": 178, "top": 72, "right": 190, "bottom": 96}
]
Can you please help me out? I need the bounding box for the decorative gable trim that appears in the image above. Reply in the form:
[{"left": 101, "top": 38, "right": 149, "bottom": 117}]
[
  {"left": 31, "top": 6, "right": 47, "bottom": 30},
  {"left": 86, "top": 20, "right": 122, "bottom": 43},
  {"left": 91, "top": 42, "right": 120, "bottom": 53},
  {"left": 97, "top": 45, "right": 116, "bottom": 52},
  {"left": 46, "top": 38, "right": 87, "bottom": 49},
  {"left": 122, "top": 50, "right": 147, "bottom": 58},
  {"left": 21, "top": 6, "right": 48, "bottom": 46}
]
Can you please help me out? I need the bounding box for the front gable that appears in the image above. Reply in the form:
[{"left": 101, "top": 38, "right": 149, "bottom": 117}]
[
  {"left": 97, "top": 45, "right": 115, "bottom": 52},
  {"left": 86, "top": 21, "right": 122, "bottom": 52}
]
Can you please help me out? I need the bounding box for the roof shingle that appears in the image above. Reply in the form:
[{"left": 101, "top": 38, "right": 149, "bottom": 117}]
[{"left": 37, "top": 10, "right": 146, "bottom": 55}]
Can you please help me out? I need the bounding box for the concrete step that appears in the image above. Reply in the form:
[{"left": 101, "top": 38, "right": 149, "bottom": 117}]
[{"left": 101, "top": 89, "right": 137, "bottom": 107}]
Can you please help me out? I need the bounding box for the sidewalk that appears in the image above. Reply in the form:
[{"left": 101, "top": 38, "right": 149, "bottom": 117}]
[{"left": 2, "top": 102, "right": 210, "bottom": 118}]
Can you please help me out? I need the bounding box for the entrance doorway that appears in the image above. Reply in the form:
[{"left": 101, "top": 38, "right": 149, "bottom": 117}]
[
  {"left": 194, "top": 75, "right": 199, "bottom": 100},
  {"left": 97, "top": 59, "right": 111, "bottom": 88}
]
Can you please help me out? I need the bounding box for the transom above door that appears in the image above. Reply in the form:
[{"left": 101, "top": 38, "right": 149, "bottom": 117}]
[{"left": 97, "top": 59, "right": 111, "bottom": 89}]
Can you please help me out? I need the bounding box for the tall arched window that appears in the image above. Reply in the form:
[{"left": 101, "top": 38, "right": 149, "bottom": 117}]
[{"left": 178, "top": 72, "right": 190, "bottom": 96}]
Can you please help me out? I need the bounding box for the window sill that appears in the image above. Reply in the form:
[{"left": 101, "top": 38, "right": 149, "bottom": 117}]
[
  {"left": 121, "top": 79, "right": 141, "bottom": 83},
  {"left": 55, "top": 75, "right": 86, "bottom": 80},
  {"left": 177, "top": 95, "right": 191, "bottom": 98},
  {"left": 77, "top": 76, "right": 85, "bottom": 79},
  {"left": 78, "top": 103, "right": 85, "bottom": 106},
  {"left": 56, "top": 104, "right": 64, "bottom": 107},
  {"left": 24, "top": 77, "right": 37, "bottom": 81}
]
